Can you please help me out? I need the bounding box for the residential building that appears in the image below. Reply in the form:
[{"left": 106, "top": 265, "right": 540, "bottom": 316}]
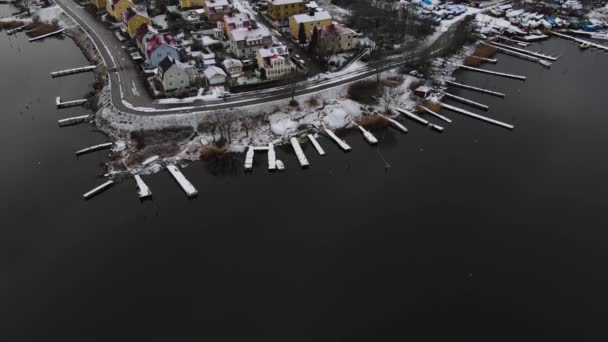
[
  {"left": 143, "top": 33, "right": 181, "bottom": 67},
  {"left": 256, "top": 45, "right": 295, "bottom": 80},
  {"left": 91, "top": 0, "right": 106, "bottom": 10},
  {"left": 289, "top": 10, "right": 332, "bottom": 40},
  {"left": 203, "top": 65, "right": 228, "bottom": 86},
  {"left": 106, "top": 0, "right": 135, "bottom": 21},
  {"left": 222, "top": 58, "right": 243, "bottom": 78},
  {"left": 217, "top": 13, "right": 250, "bottom": 36},
  {"left": 315, "top": 23, "right": 359, "bottom": 55},
  {"left": 157, "top": 57, "right": 197, "bottom": 92},
  {"left": 204, "top": 0, "right": 231, "bottom": 22},
  {"left": 228, "top": 26, "right": 272, "bottom": 58},
  {"left": 179, "top": 0, "right": 204, "bottom": 9},
  {"left": 121, "top": 7, "right": 151, "bottom": 38},
  {"left": 267, "top": 0, "right": 306, "bottom": 22}
]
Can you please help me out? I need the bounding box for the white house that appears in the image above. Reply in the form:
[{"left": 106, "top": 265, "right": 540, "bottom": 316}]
[
  {"left": 204, "top": 65, "right": 228, "bottom": 86},
  {"left": 222, "top": 58, "right": 244, "bottom": 78},
  {"left": 256, "top": 45, "right": 295, "bottom": 80},
  {"left": 157, "top": 57, "right": 198, "bottom": 92}
]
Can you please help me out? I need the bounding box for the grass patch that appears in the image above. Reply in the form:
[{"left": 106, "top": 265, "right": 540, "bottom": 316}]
[
  {"left": 0, "top": 20, "right": 25, "bottom": 31},
  {"left": 419, "top": 101, "right": 442, "bottom": 113},
  {"left": 25, "top": 22, "right": 61, "bottom": 38},
  {"left": 130, "top": 127, "right": 194, "bottom": 150},
  {"left": 348, "top": 80, "right": 381, "bottom": 105},
  {"left": 464, "top": 45, "right": 497, "bottom": 67},
  {"left": 199, "top": 145, "right": 227, "bottom": 160}
]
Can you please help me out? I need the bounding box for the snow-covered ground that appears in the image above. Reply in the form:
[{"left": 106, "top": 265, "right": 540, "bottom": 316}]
[
  {"left": 587, "top": 4, "right": 608, "bottom": 22},
  {"left": 151, "top": 14, "right": 168, "bottom": 30},
  {"left": 35, "top": 5, "right": 75, "bottom": 28}
]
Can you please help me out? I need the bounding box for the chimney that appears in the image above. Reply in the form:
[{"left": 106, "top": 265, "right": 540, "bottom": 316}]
[{"left": 309, "top": 9, "right": 315, "bottom": 16}]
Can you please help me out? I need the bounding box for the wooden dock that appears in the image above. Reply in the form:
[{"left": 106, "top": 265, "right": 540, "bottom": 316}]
[
  {"left": 393, "top": 107, "right": 429, "bottom": 126},
  {"left": 51, "top": 65, "right": 97, "bottom": 78},
  {"left": 418, "top": 106, "right": 452, "bottom": 123},
  {"left": 378, "top": 114, "right": 408, "bottom": 133},
  {"left": 443, "top": 92, "right": 489, "bottom": 111},
  {"left": 75, "top": 142, "right": 113, "bottom": 156},
  {"left": 83, "top": 180, "right": 114, "bottom": 200},
  {"left": 58, "top": 115, "right": 89, "bottom": 127},
  {"left": 134, "top": 174, "right": 152, "bottom": 199},
  {"left": 488, "top": 40, "right": 558, "bottom": 61},
  {"left": 483, "top": 41, "right": 542, "bottom": 63},
  {"left": 290, "top": 137, "right": 309, "bottom": 168},
  {"left": 56, "top": 97, "right": 87, "bottom": 108},
  {"left": 307, "top": 134, "right": 326, "bottom": 155},
  {"left": 323, "top": 128, "right": 351, "bottom": 151},
  {"left": 457, "top": 65, "right": 526, "bottom": 81},
  {"left": 167, "top": 164, "right": 198, "bottom": 197},
  {"left": 497, "top": 35, "right": 530, "bottom": 47},
  {"left": 551, "top": 31, "right": 608, "bottom": 52},
  {"left": 6, "top": 24, "right": 27, "bottom": 35},
  {"left": 244, "top": 146, "right": 254, "bottom": 171},
  {"left": 268, "top": 143, "right": 276, "bottom": 171},
  {"left": 353, "top": 122, "right": 378, "bottom": 145},
  {"left": 29, "top": 28, "right": 65, "bottom": 42},
  {"left": 446, "top": 81, "right": 505, "bottom": 98},
  {"left": 439, "top": 102, "right": 514, "bottom": 130},
  {"left": 468, "top": 55, "right": 498, "bottom": 63}
]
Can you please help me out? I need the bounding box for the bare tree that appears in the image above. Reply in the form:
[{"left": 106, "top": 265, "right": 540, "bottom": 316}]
[
  {"left": 19, "top": 0, "right": 32, "bottom": 15},
  {"left": 383, "top": 84, "right": 399, "bottom": 113}
]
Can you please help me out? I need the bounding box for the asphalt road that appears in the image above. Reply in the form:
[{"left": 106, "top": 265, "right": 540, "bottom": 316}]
[{"left": 53, "top": 0, "right": 499, "bottom": 116}]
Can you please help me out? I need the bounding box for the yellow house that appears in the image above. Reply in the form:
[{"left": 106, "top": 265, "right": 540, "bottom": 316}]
[
  {"left": 106, "top": 0, "right": 135, "bottom": 21},
  {"left": 179, "top": 0, "right": 204, "bottom": 9},
  {"left": 122, "top": 8, "right": 151, "bottom": 38},
  {"left": 289, "top": 11, "right": 332, "bottom": 40},
  {"left": 267, "top": 0, "right": 305, "bottom": 21},
  {"left": 91, "top": 0, "right": 106, "bottom": 10}
]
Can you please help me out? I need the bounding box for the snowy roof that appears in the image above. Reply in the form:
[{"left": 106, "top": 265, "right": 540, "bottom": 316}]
[
  {"left": 223, "top": 13, "right": 249, "bottom": 26},
  {"left": 292, "top": 11, "right": 331, "bottom": 24},
  {"left": 230, "top": 27, "right": 271, "bottom": 42},
  {"left": 268, "top": 0, "right": 304, "bottom": 5},
  {"left": 223, "top": 58, "right": 243, "bottom": 68},
  {"left": 319, "top": 23, "right": 356, "bottom": 38},
  {"left": 204, "top": 65, "right": 227, "bottom": 78},
  {"left": 205, "top": 0, "right": 229, "bottom": 8},
  {"left": 258, "top": 45, "right": 288, "bottom": 58}
]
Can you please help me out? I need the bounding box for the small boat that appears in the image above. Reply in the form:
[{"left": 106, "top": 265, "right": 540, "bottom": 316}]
[
  {"left": 276, "top": 160, "right": 285, "bottom": 171},
  {"left": 579, "top": 42, "right": 590, "bottom": 49},
  {"left": 539, "top": 60, "right": 552, "bottom": 68}
]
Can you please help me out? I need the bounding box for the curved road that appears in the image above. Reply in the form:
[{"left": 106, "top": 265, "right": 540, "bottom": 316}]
[{"left": 54, "top": 0, "right": 502, "bottom": 116}]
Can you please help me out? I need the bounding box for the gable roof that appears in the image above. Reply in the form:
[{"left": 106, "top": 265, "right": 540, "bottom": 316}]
[
  {"left": 319, "top": 23, "right": 356, "bottom": 38},
  {"left": 159, "top": 56, "right": 176, "bottom": 74},
  {"left": 229, "top": 26, "right": 271, "bottom": 42},
  {"left": 268, "top": 0, "right": 304, "bottom": 5},
  {"left": 204, "top": 65, "right": 227, "bottom": 78},
  {"left": 292, "top": 10, "right": 331, "bottom": 24}
]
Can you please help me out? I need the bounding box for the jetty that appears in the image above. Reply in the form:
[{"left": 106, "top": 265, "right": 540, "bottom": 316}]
[
  {"left": 519, "top": 34, "right": 548, "bottom": 42},
  {"left": 307, "top": 134, "right": 326, "bottom": 156},
  {"left": 551, "top": 31, "right": 608, "bottom": 52},
  {"left": 418, "top": 106, "right": 452, "bottom": 123},
  {"left": 166, "top": 164, "right": 197, "bottom": 197},
  {"left": 28, "top": 28, "right": 65, "bottom": 42},
  {"left": 134, "top": 174, "right": 152, "bottom": 199},
  {"left": 244, "top": 146, "right": 254, "bottom": 171},
  {"left": 290, "top": 137, "right": 309, "bottom": 168},
  {"left": 468, "top": 55, "right": 498, "bottom": 63},
  {"left": 446, "top": 81, "right": 505, "bottom": 98},
  {"left": 497, "top": 35, "right": 530, "bottom": 46},
  {"left": 487, "top": 40, "right": 559, "bottom": 61},
  {"left": 483, "top": 41, "right": 542, "bottom": 63},
  {"left": 457, "top": 65, "right": 526, "bottom": 81},
  {"left": 75, "top": 142, "right": 113, "bottom": 156},
  {"left": 83, "top": 180, "right": 114, "bottom": 200},
  {"left": 353, "top": 122, "right": 378, "bottom": 145},
  {"left": 268, "top": 143, "right": 276, "bottom": 171},
  {"left": 51, "top": 65, "right": 97, "bottom": 78},
  {"left": 443, "top": 92, "right": 489, "bottom": 111},
  {"left": 393, "top": 107, "right": 429, "bottom": 126},
  {"left": 378, "top": 114, "right": 408, "bottom": 133},
  {"left": 58, "top": 114, "right": 89, "bottom": 127},
  {"left": 324, "top": 128, "right": 351, "bottom": 151},
  {"left": 6, "top": 24, "right": 27, "bottom": 35},
  {"left": 439, "top": 102, "right": 514, "bottom": 130},
  {"left": 56, "top": 96, "right": 87, "bottom": 108}
]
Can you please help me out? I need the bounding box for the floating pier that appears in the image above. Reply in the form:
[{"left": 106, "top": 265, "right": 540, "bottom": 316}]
[
  {"left": 57, "top": 114, "right": 89, "bottom": 127},
  {"left": 290, "top": 137, "right": 309, "bottom": 168},
  {"left": 244, "top": 146, "right": 254, "bottom": 171},
  {"left": 134, "top": 174, "right": 152, "bottom": 199},
  {"left": 439, "top": 102, "right": 514, "bottom": 130},
  {"left": 468, "top": 55, "right": 498, "bottom": 63},
  {"left": 483, "top": 41, "right": 542, "bottom": 63},
  {"left": 268, "top": 143, "right": 276, "bottom": 171},
  {"left": 83, "top": 180, "right": 114, "bottom": 200},
  {"left": 443, "top": 92, "right": 489, "bottom": 111},
  {"left": 446, "top": 81, "right": 505, "bottom": 98},
  {"left": 51, "top": 65, "right": 97, "bottom": 78},
  {"left": 418, "top": 106, "right": 452, "bottom": 123},
  {"left": 378, "top": 114, "right": 408, "bottom": 133},
  {"left": 394, "top": 108, "right": 444, "bottom": 132},
  {"left": 551, "top": 31, "right": 608, "bottom": 52},
  {"left": 457, "top": 65, "right": 526, "bottom": 81},
  {"left": 29, "top": 28, "right": 65, "bottom": 42},
  {"left": 56, "top": 96, "right": 87, "bottom": 108},
  {"left": 307, "top": 134, "right": 326, "bottom": 156},
  {"left": 167, "top": 164, "right": 198, "bottom": 197},
  {"left": 6, "top": 24, "right": 27, "bottom": 35},
  {"left": 75, "top": 142, "right": 113, "bottom": 156},
  {"left": 487, "top": 40, "right": 558, "bottom": 61},
  {"left": 497, "top": 35, "right": 530, "bottom": 47},
  {"left": 324, "top": 128, "right": 351, "bottom": 152},
  {"left": 353, "top": 122, "right": 378, "bottom": 145}
]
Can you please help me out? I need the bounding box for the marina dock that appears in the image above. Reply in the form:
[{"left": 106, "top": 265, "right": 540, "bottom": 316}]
[
  {"left": 324, "top": 128, "right": 351, "bottom": 152},
  {"left": 29, "top": 28, "right": 65, "bottom": 42},
  {"left": 394, "top": 107, "right": 429, "bottom": 126},
  {"left": 439, "top": 102, "right": 514, "bottom": 130},
  {"left": 468, "top": 55, "right": 498, "bottom": 63},
  {"left": 446, "top": 81, "right": 505, "bottom": 98},
  {"left": 307, "top": 134, "right": 326, "bottom": 155},
  {"left": 443, "top": 92, "right": 489, "bottom": 111},
  {"left": 353, "top": 123, "right": 378, "bottom": 145},
  {"left": 551, "top": 31, "right": 608, "bottom": 52},
  {"left": 379, "top": 114, "right": 408, "bottom": 133},
  {"left": 488, "top": 40, "right": 558, "bottom": 61},
  {"left": 290, "top": 137, "right": 309, "bottom": 168},
  {"left": 51, "top": 65, "right": 97, "bottom": 78},
  {"left": 244, "top": 146, "right": 254, "bottom": 171},
  {"left": 167, "top": 164, "right": 198, "bottom": 197},
  {"left": 418, "top": 106, "right": 452, "bottom": 123},
  {"left": 83, "top": 180, "right": 114, "bottom": 200},
  {"left": 497, "top": 35, "right": 530, "bottom": 46},
  {"left": 56, "top": 97, "right": 87, "bottom": 108},
  {"left": 6, "top": 24, "right": 27, "bottom": 35},
  {"left": 75, "top": 142, "right": 113, "bottom": 156},
  {"left": 483, "top": 41, "right": 542, "bottom": 63},
  {"left": 457, "top": 65, "right": 526, "bottom": 81},
  {"left": 134, "top": 174, "right": 152, "bottom": 199},
  {"left": 58, "top": 114, "right": 89, "bottom": 127},
  {"left": 268, "top": 143, "right": 276, "bottom": 171}
]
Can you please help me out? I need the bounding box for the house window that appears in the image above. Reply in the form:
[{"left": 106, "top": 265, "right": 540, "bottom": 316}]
[
  {"left": 169, "top": 82, "right": 173, "bottom": 86},
  {"left": 178, "top": 73, "right": 182, "bottom": 77},
  {"left": 180, "top": 80, "right": 185, "bottom": 85}
]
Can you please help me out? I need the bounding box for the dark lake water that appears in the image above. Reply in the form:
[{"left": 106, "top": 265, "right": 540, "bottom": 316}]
[{"left": 2, "top": 12, "right": 608, "bottom": 341}]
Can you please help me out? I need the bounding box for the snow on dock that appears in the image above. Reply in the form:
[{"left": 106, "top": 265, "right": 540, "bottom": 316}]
[
  {"left": 323, "top": 128, "right": 351, "bottom": 151},
  {"left": 418, "top": 106, "right": 452, "bottom": 123},
  {"left": 551, "top": 31, "right": 608, "bottom": 52},
  {"left": 378, "top": 114, "right": 408, "bottom": 133},
  {"left": 56, "top": 96, "right": 87, "bottom": 108},
  {"left": 268, "top": 143, "right": 276, "bottom": 171},
  {"left": 51, "top": 65, "right": 97, "bottom": 78},
  {"left": 290, "top": 137, "right": 309, "bottom": 168},
  {"left": 134, "top": 174, "right": 152, "bottom": 199},
  {"left": 457, "top": 65, "right": 526, "bottom": 81},
  {"left": 57, "top": 114, "right": 89, "bottom": 127},
  {"left": 443, "top": 92, "right": 489, "bottom": 111},
  {"left": 482, "top": 41, "right": 541, "bottom": 62},
  {"left": 467, "top": 55, "right": 498, "bottom": 63},
  {"left": 307, "top": 134, "right": 326, "bottom": 156},
  {"left": 487, "top": 40, "right": 558, "bottom": 61},
  {"left": 497, "top": 35, "right": 530, "bottom": 46},
  {"left": 29, "top": 28, "right": 65, "bottom": 42},
  {"left": 439, "top": 102, "right": 514, "bottom": 130},
  {"left": 353, "top": 122, "right": 378, "bottom": 145},
  {"left": 83, "top": 180, "right": 114, "bottom": 200},
  {"left": 244, "top": 146, "right": 254, "bottom": 171},
  {"left": 446, "top": 81, "right": 506, "bottom": 98},
  {"left": 7, "top": 24, "right": 27, "bottom": 35},
  {"left": 393, "top": 107, "right": 429, "bottom": 126},
  {"left": 75, "top": 142, "right": 113, "bottom": 156},
  {"left": 167, "top": 164, "right": 198, "bottom": 197},
  {"left": 518, "top": 34, "right": 548, "bottom": 42}
]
